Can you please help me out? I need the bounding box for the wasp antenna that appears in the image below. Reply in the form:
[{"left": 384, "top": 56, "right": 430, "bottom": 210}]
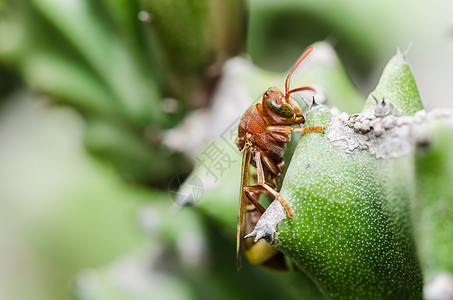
[
  {"left": 286, "top": 86, "right": 316, "bottom": 102},
  {"left": 285, "top": 47, "right": 313, "bottom": 101}
]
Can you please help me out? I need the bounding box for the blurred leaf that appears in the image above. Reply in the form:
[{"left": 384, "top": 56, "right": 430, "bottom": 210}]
[
  {"left": 0, "top": 0, "right": 195, "bottom": 186},
  {"left": 85, "top": 117, "right": 191, "bottom": 186},
  {"left": 141, "top": 0, "right": 247, "bottom": 107},
  {"left": 98, "top": 0, "right": 145, "bottom": 46},
  {"left": 246, "top": 0, "right": 381, "bottom": 76},
  {"left": 30, "top": 0, "right": 163, "bottom": 125},
  {"left": 0, "top": 0, "right": 169, "bottom": 126},
  {"left": 0, "top": 95, "right": 150, "bottom": 299},
  {"left": 23, "top": 50, "right": 121, "bottom": 119}
]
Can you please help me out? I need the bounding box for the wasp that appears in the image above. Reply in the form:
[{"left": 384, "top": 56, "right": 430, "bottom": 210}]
[{"left": 235, "top": 47, "right": 324, "bottom": 270}]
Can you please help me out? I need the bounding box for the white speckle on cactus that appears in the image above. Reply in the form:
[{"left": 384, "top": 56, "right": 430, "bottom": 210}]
[{"left": 327, "top": 101, "right": 453, "bottom": 159}]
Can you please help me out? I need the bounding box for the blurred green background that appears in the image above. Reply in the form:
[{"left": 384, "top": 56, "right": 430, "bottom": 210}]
[{"left": 0, "top": 0, "right": 452, "bottom": 299}]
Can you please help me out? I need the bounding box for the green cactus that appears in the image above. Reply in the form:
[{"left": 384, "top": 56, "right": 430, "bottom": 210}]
[{"left": 182, "top": 44, "right": 453, "bottom": 299}]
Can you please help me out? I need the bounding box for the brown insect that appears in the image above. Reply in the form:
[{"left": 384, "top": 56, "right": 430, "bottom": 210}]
[{"left": 235, "top": 47, "right": 324, "bottom": 270}]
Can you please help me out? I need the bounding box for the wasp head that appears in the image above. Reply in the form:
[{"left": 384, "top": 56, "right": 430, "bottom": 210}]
[{"left": 261, "top": 87, "right": 304, "bottom": 126}]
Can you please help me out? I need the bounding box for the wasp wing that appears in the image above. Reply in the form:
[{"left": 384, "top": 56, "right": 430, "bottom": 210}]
[{"left": 236, "top": 145, "right": 251, "bottom": 270}]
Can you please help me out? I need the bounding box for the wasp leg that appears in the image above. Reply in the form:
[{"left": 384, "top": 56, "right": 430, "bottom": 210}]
[
  {"left": 266, "top": 130, "right": 291, "bottom": 143},
  {"left": 260, "top": 150, "right": 283, "bottom": 175},
  {"left": 243, "top": 149, "right": 281, "bottom": 213},
  {"left": 256, "top": 149, "right": 284, "bottom": 188},
  {"left": 267, "top": 125, "right": 325, "bottom": 134},
  {"left": 254, "top": 151, "right": 294, "bottom": 218},
  {"left": 243, "top": 185, "right": 268, "bottom": 215}
]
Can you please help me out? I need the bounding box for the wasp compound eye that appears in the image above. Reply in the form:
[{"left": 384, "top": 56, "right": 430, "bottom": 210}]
[{"left": 266, "top": 98, "right": 294, "bottom": 118}]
